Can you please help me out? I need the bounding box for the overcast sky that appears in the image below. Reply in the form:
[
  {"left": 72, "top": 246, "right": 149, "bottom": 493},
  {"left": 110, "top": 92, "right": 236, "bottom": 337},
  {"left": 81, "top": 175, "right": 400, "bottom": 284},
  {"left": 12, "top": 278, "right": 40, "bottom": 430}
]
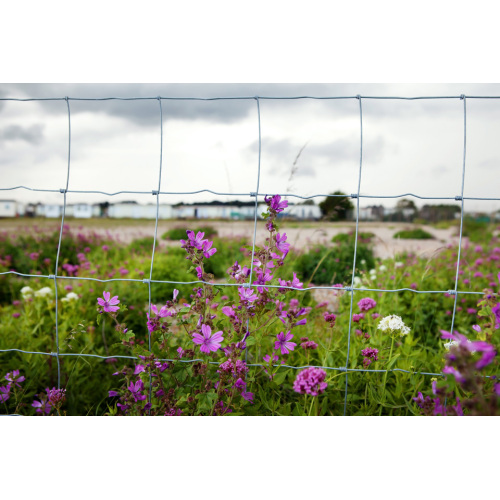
[{"left": 1, "top": 83, "right": 500, "bottom": 213}]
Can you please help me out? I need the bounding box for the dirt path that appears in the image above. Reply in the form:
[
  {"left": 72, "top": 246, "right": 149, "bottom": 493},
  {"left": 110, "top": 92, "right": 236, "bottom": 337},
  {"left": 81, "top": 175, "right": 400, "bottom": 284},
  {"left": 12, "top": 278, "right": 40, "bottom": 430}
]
[{"left": 0, "top": 219, "right": 462, "bottom": 259}]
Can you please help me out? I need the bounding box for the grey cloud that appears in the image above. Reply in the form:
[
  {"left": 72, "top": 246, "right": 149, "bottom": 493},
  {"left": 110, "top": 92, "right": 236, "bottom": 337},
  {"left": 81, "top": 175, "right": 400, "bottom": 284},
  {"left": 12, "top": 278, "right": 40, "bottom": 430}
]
[
  {"left": 1, "top": 83, "right": 352, "bottom": 127},
  {"left": 0, "top": 83, "right": 414, "bottom": 127},
  {"left": 1, "top": 124, "right": 44, "bottom": 144}
]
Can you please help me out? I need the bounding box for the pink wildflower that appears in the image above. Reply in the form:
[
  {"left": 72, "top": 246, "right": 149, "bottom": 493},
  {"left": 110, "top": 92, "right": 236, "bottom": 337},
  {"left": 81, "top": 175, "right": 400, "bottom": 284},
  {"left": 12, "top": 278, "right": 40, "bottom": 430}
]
[
  {"left": 293, "top": 367, "right": 328, "bottom": 396},
  {"left": 192, "top": 324, "right": 224, "bottom": 354},
  {"left": 274, "top": 331, "right": 296, "bottom": 354},
  {"left": 357, "top": 297, "right": 377, "bottom": 312},
  {"left": 97, "top": 291, "right": 120, "bottom": 313}
]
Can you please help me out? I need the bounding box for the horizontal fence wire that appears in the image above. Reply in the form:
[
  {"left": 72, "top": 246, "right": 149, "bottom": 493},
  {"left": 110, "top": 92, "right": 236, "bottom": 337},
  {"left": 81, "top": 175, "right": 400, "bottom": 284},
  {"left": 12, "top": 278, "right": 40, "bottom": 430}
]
[{"left": 0, "top": 93, "right": 497, "bottom": 415}]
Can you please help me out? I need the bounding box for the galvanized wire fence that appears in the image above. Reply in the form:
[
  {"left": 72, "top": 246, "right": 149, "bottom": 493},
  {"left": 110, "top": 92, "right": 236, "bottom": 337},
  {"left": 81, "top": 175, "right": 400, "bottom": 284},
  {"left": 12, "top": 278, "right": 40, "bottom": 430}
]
[{"left": 0, "top": 94, "right": 497, "bottom": 415}]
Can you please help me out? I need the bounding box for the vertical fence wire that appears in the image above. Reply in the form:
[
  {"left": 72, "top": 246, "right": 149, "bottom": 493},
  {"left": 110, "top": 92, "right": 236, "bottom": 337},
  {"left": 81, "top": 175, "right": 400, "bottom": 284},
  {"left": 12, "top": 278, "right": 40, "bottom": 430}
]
[
  {"left": 450, "top": 96, "right": 468, "bottom": 335},
  {"left": 145, "top": 97, "right": 165, "bottom": 407},
  {"left": 244, "top": 97, "right": 263, "bottom": 372},
  {"left": 52, "top": 96, "right": 73, "bottom": 389},
  {"left": 343, "top": 96, "right": 364, "bottom": 415}
]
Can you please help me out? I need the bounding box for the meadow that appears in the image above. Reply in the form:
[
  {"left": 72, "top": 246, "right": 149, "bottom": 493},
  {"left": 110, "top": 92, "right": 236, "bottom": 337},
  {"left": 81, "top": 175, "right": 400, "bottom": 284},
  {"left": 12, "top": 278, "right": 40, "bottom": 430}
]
[{"left": 1, "top": 199, "right": 499, "bottom": 416}]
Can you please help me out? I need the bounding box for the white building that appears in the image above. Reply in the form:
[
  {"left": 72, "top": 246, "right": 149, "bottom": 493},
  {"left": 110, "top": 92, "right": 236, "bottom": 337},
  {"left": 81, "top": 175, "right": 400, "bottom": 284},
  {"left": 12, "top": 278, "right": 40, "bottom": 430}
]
[
  {"left": 43, "top": 204, "right": 61, "bottom": 218},
  {"left": 0, "top": 200, "right": 17, "bottom": 218},
  {"left": 108, "top": 202, "right": 174, "bottom": 219},
  {"left": 285, "top": 204, "right": 322, "bottom": 220},
  {"left": 73, "top": 204, "right": 93, "bottom": 218}
]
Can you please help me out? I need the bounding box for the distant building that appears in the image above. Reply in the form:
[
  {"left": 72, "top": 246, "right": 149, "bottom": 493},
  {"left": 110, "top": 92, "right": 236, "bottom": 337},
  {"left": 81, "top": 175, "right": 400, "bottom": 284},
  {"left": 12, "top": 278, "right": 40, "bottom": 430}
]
[
  {"left": 73, "top": 204, "right": 93, "bottom": 218},
  {"left": 0, "top": 200, "right": 17, "bottom": 218},
  {"left": 359, "top": 205, "right": 384, "bottom": 221}
]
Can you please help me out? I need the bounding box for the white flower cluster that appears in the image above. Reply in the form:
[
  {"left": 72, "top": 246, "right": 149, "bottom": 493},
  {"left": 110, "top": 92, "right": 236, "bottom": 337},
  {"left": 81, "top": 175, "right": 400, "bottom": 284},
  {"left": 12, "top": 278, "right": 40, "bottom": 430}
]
[
  {"left": 377, "top": 314, "right": 411, "bottom": 336},
  {"left": 21, "top": 286, "right": 34, "bottom": 299},
  {"left": 61, "top": 292, "right": 79, "bottom": 303},
  {"left": 34, "top": 287, "right": 53, "bottom": 298}
]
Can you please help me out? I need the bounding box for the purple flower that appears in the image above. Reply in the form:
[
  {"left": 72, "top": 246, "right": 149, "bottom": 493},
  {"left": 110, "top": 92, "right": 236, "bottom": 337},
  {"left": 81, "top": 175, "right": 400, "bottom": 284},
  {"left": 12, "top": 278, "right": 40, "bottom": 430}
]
[
  {"left": 242, "top": 392, "right": 254, "bottom": 403},
  {"left": 291, "top": 273, "right": 303, "bottom": 289},
  {"left": 275, "top": 233, "right": 290, "bottom": 255},
  {"left": 133, "top": 364, "right": 146, "bottom": 375},
  {"left": 265, "top": 194, "right": 288, "bottom": 213},
  {"left": 186, "top": 230, "right": 207, "bottom": 250},
  {"left": 263, "top": 354, "right": 279, "bottom": 363},
  {"left": 192, "top": 324, "right": 224, "bottom": 354},
  {"left": 301, "top": 340, "right": 318, "bottom": 350},
  {"left": 151, "top": 304, "right": 172, "bottom": 318},
  {"left": 357, "top": 297, "right": 377, "bottom": 312},
  {"left": 5, "top": 370, "right": 25, "bottom": 388},
  {"left": 222, "top": 306, "right": 236, "bottom": 318},
  {"left": 352, "top": 313, "right": 364, "bottom": 323},
  {"left": 443, "top": 365, "right": 465, "bottom": 384},
  {"left": 46, "top": 387, "right": 66, "bottom": 406},
  {"left": 108, "top": 390, "right": 119, "bottom": 397},
  {"left": 202, "top": 240, "right": 217, "bottom": 258},
  {"left": 274, "top": 331, "right": 296, "bottom": 355},
  {"left": 127, "top": 380, "right": 147, "bottom": 402},
  {"left": 0, "top": 385, "right": 10, "bottom": 403},
  {"left": 195, "top": 266, "right": 203, "bottom": 280},
  {"left": 293, "top": 367, "right": 328, "bottom": 396},
  {"left": 177, "top": 347, "right": 185, "bottom": 358},
  {"left": 234, "top": 378, "right": 246, "bottom": 390},
  {"left": 173, "top": 289, "right": 179, "bottom": 301},
  {"left": 97, "top": 291, "right": 120, "bottom": 313},
  {"left": 238, "top": 287, "right": 258, "bottom": 303},
  {"left": 32, "top": 398, "right": 51, "bottom": 415},
  {"left": 361, "top": 347, "right": 379, "bottom": 368}
]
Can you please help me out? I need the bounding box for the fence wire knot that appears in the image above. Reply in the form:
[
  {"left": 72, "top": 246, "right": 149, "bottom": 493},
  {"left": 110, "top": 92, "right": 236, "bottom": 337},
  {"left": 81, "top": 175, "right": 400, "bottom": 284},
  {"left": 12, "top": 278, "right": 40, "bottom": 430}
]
[
  {"left": 460, "top": 94, "right": 465, "bottom": 100},
  {"left": 344, "top": 286, "right": 353, "bottom": 292},
  {"left": 455, "top": 195, "right": 463, "bottom": 201},
  {"left": 446, "top": 290, "right": 457, "bottom": 295},
  {"left": 351, "top": 193, "right": 358, "bottom": 199},
  {"left": 48, "top": 275, "right": 55, "bottom": 280},
  {"left": 50, "top": 352, "right": 58, "bottom": 357},
  {"left": 249, "top": 192, "right": 257, "bottom": 197},
  {"left": 143, "top": 279, "right": 151, "bottom": 284},
  {"left": 59, "top": 188, "right": 67, "bottom": 194},
  {"left": 338, "top": 367, "right": 347, "bottom": 372},
  {"left": 152, "top": 190, "right": 158, "bottom": 195}
]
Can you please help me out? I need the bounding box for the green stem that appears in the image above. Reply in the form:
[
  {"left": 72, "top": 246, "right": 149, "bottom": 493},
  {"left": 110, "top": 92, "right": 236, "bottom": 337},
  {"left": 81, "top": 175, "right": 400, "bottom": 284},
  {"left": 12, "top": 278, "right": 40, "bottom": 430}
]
[
  {"left": 379, "top": 335, "right": 395, "bottom": 416},
  {"left": 308, "top": 395, "right": 315, "bottom": 416}
]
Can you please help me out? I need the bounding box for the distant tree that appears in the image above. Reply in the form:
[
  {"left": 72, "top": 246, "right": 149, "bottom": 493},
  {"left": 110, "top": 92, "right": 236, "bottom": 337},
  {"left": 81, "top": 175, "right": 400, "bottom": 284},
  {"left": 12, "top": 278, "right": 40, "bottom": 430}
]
[
  {"left": 396, "top": 198, "right": 417, "bottom": 212},
  {"left": 298, "top": 199, "right": 316, "bottom": 206},
  {"left": 319, "top": 191, "right": 354, "bottom": 221}
]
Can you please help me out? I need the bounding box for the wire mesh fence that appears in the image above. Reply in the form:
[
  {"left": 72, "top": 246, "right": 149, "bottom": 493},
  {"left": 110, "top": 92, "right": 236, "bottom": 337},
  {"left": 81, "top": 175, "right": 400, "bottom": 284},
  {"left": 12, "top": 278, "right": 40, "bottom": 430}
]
[{"left": 0, "top": 93, "right": 498, "bottom": 415}]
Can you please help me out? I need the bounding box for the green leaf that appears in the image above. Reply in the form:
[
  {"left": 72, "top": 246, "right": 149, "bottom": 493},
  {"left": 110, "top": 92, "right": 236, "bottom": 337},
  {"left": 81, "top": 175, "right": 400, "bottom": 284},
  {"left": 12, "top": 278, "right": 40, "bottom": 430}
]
[
  {"left": 272, "top": 369, "right": 289, "bottom": 386},
  {"left": 245, "top": 336, "right": 256, "bottom": 347}
]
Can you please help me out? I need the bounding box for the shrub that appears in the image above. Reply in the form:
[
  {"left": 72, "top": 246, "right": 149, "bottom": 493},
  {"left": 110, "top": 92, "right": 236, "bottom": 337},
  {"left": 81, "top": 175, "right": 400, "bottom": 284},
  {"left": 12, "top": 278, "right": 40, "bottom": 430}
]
[
  {"left": 331, "top": 231, "right": 375, "bottom": 244},
  {"left": 294, "top": 240, "right": 375, "bottom": 285},
  {"left": 162, "top": 226, "right": 218, "bottom": 241},
  {"left": 393, "top": 228, "right": 434, "bottom": 240}
]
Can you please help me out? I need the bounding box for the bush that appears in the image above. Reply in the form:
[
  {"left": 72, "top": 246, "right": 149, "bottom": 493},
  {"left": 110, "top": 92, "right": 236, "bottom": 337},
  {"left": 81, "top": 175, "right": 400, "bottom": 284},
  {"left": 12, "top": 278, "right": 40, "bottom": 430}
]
[
  {"left": 393, "top": 228, "right": 434, "bottom": 240},
  {"left": 294, "top": 240, "right": 375, "bottom": 285},
  {"left": 331, "top": 231, "right": 375, "bottom": 244},
  {"left": 459, "top": 219, "right": 494, "bottom": 243},
  {"left": 162, "top": 226, "right": 218, "bottom": 241}
]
